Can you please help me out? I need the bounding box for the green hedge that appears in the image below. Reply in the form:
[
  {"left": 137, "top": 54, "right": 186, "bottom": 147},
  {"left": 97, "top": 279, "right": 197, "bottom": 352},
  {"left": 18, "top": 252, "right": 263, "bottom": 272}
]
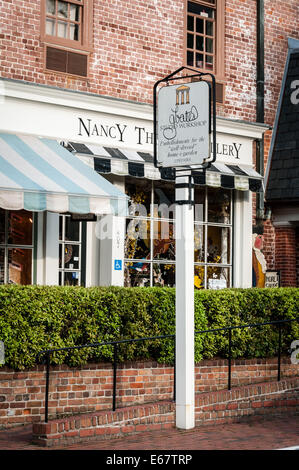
[{"left": 0, "top": 285, "right": 298, "bottom": 370}]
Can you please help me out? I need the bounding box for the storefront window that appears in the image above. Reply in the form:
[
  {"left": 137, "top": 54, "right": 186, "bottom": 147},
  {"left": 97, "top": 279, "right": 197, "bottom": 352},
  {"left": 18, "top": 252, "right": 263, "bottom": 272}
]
[
  {"left": 0, "top": 209, "right": 34, "bottom": 285},
  {"left": 59, "top": 214, "right": 85, "bottom": 286},
  {"left": 124, "top": 177, "right": 233, "bottom": 289}
]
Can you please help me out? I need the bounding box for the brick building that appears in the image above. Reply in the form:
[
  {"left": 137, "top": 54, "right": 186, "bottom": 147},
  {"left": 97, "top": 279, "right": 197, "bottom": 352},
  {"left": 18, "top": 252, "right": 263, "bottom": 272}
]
[{"left": 0, "top": 0, "right": 298, "bottom": 288}]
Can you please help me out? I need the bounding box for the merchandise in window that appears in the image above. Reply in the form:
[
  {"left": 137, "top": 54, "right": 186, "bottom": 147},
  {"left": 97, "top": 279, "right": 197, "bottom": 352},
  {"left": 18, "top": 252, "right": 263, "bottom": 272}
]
[
  {"left": 0, "top": 209, "right": 34, "bottom": 285},
  {"left": 124, "top": 177, "right": 232, "bottom": 289}
]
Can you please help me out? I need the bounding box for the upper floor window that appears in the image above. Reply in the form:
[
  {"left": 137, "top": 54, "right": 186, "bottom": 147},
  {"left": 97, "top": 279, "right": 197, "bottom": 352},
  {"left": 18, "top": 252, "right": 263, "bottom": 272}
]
[
  {"left": 186, "top": 0, "right": 225, "bottom": 80},
  {"left": 41, "top": 0, "right": 93, "bottom": 77},
  {"left": 45, "top": 0, "right": 83, "bottom": 43}
]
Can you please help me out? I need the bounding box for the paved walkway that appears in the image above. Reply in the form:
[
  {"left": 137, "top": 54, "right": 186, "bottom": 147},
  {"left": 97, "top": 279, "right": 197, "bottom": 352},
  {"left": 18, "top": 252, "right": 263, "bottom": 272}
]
[{"left": 0, "top": 414, "right": 298, "bottom": 451}]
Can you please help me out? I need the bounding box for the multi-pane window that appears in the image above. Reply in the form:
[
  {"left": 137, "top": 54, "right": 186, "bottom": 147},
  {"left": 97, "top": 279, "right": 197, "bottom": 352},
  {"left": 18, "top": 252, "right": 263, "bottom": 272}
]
[
  {"left": 124, "top": 177, "right": 232, "bottom": 289},
  {"left": 46, "top": 0, "right": 83, "bottom": 42},
  {"left": 59, "top": 214, "right": 84, "bottom": 286},
  {"left": 187, "top": 1, "right": 216, "bottom": 72},
  {"left": 185, "top": 0, "right": 225, "bottom": 83},
  {"left": 0, "top": 210, "right": 34, "bottom": 285}
]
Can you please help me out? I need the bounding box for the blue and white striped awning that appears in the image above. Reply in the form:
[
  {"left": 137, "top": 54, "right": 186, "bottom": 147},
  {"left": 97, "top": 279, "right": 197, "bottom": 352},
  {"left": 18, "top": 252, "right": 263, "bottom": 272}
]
[
  {"left": 0, "top": 133, "right": 128, "bottom": 215},
  {"left": 67, "top": 142, "right": 264, "bottom": 192}
]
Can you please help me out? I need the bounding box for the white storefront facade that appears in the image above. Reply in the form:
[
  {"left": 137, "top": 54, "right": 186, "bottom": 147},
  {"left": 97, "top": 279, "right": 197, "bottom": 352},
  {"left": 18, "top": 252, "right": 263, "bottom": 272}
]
[{"left": 0, "top": 78, "right": 268, "bottom": 289}]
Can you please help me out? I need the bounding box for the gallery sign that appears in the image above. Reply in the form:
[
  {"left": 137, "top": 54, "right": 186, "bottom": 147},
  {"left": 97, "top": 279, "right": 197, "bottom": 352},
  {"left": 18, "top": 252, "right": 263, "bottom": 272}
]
[{"left": 156, "top": 81, "right": 211, "bottom": 168}]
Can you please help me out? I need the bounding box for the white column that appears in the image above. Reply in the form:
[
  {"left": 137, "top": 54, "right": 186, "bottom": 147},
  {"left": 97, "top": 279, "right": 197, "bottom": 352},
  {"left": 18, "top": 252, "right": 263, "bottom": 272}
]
[
  {"left": 44, "top": 211, "right": 59, "bottom": 285},
  {"left": 233, "top": 190, "right": 252, "bottom": 287},
  {"left": 175, "top": 172, "right": 195, "bottom": 429},
  {"left": 98, "top": 215, "right": 125, "bottom": 286}
]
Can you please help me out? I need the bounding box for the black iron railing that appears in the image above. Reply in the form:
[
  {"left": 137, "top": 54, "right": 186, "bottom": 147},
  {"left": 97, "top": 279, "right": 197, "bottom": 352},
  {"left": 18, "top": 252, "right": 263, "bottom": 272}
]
[{"left": 38, "top": 317, "right": 298, "bottom": 423}]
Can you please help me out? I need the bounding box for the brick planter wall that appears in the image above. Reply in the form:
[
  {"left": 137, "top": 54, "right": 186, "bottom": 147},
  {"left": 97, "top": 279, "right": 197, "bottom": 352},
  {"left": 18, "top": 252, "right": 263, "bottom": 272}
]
[
  {"left": 32, "top": 377, "right": 299, "bottom": 447},
  {"left": 1, "top": 358, "right": 298, "bottom": 429}
]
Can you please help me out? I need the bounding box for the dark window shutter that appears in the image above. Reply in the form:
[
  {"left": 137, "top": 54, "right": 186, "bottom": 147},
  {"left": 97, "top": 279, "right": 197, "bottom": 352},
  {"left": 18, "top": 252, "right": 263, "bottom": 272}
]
[
  {"left": 46, "top": 47, "right": 67, "bottom": 73},
  {"left": 67, "top": 51, "right": 88, "bottom": 77},
  {"left": 46, "top": 46, "right": 87, "bottom": 77},
  {"left": 215, "top": 82, "right": 224, "bottom": 103}
]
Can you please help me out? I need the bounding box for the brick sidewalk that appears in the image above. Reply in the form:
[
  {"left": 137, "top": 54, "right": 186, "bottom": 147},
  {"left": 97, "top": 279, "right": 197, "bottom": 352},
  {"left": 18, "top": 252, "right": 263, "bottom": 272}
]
[{"left": 0, "top": 414, "right": 298, "bottom": 451}]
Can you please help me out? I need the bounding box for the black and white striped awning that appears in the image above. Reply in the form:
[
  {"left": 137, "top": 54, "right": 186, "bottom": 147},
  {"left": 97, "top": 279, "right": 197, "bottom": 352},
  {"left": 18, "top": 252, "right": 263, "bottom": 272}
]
[{"left": 66, "top": 142, "right": 263, "bottom": 192}]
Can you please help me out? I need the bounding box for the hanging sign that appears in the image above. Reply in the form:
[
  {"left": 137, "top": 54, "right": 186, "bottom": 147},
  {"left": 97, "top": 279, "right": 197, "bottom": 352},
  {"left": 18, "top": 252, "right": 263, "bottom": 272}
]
[
  {"left": 156, "top": 81, "right": 211, "bottom": 168},
  {"left": 265, "top": 270, "right": 280, "bottom": 288}
]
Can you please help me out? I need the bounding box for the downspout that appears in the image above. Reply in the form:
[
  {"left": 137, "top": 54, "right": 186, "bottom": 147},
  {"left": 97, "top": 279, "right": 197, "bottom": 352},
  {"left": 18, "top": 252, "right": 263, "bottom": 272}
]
[{"left": 255, "top": 0, "right": 265, "bottom": 230}]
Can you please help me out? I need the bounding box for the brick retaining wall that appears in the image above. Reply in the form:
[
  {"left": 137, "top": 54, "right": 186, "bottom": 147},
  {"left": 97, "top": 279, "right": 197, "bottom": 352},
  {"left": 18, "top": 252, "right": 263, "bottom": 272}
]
[
  {"left": 32, "top": 377, "right": 299, "bottom": 447},
  {"left": 0, "top": 357, "right": 298, "bottom": 428}
]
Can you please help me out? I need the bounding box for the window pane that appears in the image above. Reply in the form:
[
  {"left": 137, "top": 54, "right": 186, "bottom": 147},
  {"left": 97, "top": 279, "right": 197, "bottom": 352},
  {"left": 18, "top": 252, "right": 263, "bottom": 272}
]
[
  {"left": 8, "top": 248, "right": 32, "bottom": 285},
  {"left": 188, "top": 2, "right": 214, "bottom": 17},
  {"left": 206, "top": 20, "right": 213, "bottom": 36},
  {"left": 70, "top": 23, "right": 79, "bottom": 41},
  {"left": 194, "top": 265, "right": 205, "bottom": 289},
  {"left": 126, "top": 177, "right": 152, "bottom": 217},
  {"left": 153, "top": 180, "right": 175, "bottom": 219},
  {"left": 153, "top": 221, "right": 175, "bottom": 260},
  {"left": 187, "top": 15, "right": 194, "bottom": 31},
  {"left": 196, "top": 35, "right": 204, "bottom": 52},
  {"left": 58, "top": 1, "right": 68, "bottom": 18},
  {"left": 207, "top": 226, "right": 230, "bottom": 264},
  {"left": 208, "top": 188, "right": 231, "bottom": 224},
  {"left": 65, "top": 217, "right": 80, "bottom": 241},
  {"left": 46, "top": 0, "right": 55, "bottom": 15},
  {"left": 124, "top": 262, "right": 150, "bottom": 287},
  {"left": 206, "top": 37, "right": 213, "bottom": 53},
  {"left": 196, "top": 18, "right": 204, "bottom": 34},
  {"left": 194, "top": 224, "right": 205, "bottom": 262},
  {"left": 187, "top": 33, "right": 194, "bottom": 49},
  {"left": 64, "top": 244, "right": 80, "bottom": 269},
  {"left": 125, "top": 219, "right": 150, "bottom": 260},
  {"left": 194, "top": 188, "right": 205, "bottom": 221},
  {"left": 195, "top": 53, "right": 204, "bottom": 68},
  {"left": 46, "top": 18, "right": 55, "bottom": 35},
  {"left": 57, "top": 20, "right": 68, "bottom": 38},
  {"left": 0, "top": 249, "right": 4, "bottom": 284},
  {"left": 206, "top": 55, "right": 213, "bottom": 69},
  {"left": 187, "top": 50, "right": 194, "bottom": 66},
  {"left": 8, "top": 210, "right": 33, "bottom": 246},
  {"left": 70, "top": 4, "right": 80, "bottom": 21},
  {"left": 153, "top": 263, "right": 175, "bottom": 287},
  {"left": 207, "top": 267, "right": 230, "bottom": 289},
  {"left": 64, "top": 271, "right": 80, "bottom": 286},
  {"left": 0, "top": 209, "right": 5, "bottom": 244}
]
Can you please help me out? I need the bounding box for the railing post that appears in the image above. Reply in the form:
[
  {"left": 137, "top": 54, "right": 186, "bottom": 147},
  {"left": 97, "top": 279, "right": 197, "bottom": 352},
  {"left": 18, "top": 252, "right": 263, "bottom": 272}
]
[
  {"left": 113, "top": 343, "right": 118, "bottom": 411},
  {"left": 228, "top": 329, "right": 232, "bottom": 390},
  {"left": 44, "top": 352, "right": 50, "bottom": 423},
  {"left": 278, "top": 323, "right": 282, "bottom": 382}
]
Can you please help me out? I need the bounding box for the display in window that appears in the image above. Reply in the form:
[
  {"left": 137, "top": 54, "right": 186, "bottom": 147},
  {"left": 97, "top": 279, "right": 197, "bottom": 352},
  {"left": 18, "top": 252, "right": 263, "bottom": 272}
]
[
  {"left": 207, "top": 266, "right": 229, "bottom": 289},
  {"left": 194, "top": 224, "right": 205, "bottom": 262},
  {"left": 194, "top": 265, "right": 205, "bottom": 289},
  {"left": 207, "top": 226, "right": 230, "bottom": 264},
  {"left": 124, "top": 262, "right": 151, "bottom": 287},
  {"left": 125, "top": 219, "right": 150, "bottom": 260},
  {"left": 153, "top": 221, "right": 175, "bottom": 260},
  {"left": 208, "top": 188, "right": 231, "bottom": 224},
  {"left": 153, "top": 263, "right": 175, "bottom": 287},
  {"left": 8, "top": 210, "right": 33, "bottom": 245},
  {"left": 8, "top": 248, "right": 32, "bottom": 285}
]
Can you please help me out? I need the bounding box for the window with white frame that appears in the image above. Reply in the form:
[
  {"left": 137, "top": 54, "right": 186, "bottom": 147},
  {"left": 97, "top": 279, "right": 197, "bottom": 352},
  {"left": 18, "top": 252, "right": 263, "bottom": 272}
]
[
  {"left": 124, "top": 177, "right": 232, "bottom": 289},
  {"left": 59, "top": 214, "right": 85, "bottom": 286}
]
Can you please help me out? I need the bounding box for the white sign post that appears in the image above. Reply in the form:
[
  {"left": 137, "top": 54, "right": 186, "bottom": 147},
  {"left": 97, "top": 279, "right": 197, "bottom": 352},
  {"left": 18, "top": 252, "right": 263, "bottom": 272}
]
[{"left": 155, "top": 76, "right": 212, "bottom": 430}]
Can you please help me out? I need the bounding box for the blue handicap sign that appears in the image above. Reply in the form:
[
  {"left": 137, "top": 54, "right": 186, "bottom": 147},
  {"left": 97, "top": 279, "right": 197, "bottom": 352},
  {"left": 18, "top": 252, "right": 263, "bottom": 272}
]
[{"left": 114, "top": 259, "right": 122, "bottom": 271}]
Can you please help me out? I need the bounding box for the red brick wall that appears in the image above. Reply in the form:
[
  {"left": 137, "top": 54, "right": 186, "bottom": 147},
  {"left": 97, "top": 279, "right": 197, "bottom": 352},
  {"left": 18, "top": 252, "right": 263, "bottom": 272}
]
[
  {"left": 1, "top": 0, "right": 298, "bottom": 124},
  {"left": 1, "top": 358, "right": 298, "bottom": 428},
  {"left": 32, "top": 377, "right": 299, "bottom": 447},
  {"left": 275, "top": 226, "right": 297, "bottom": 287}
]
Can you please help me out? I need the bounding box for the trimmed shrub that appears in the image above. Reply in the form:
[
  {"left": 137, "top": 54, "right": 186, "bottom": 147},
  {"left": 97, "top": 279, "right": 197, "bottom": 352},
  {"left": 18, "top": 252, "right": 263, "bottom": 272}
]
[{"left": 0, "top": 285, "right": 298, "bottom": 370}]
